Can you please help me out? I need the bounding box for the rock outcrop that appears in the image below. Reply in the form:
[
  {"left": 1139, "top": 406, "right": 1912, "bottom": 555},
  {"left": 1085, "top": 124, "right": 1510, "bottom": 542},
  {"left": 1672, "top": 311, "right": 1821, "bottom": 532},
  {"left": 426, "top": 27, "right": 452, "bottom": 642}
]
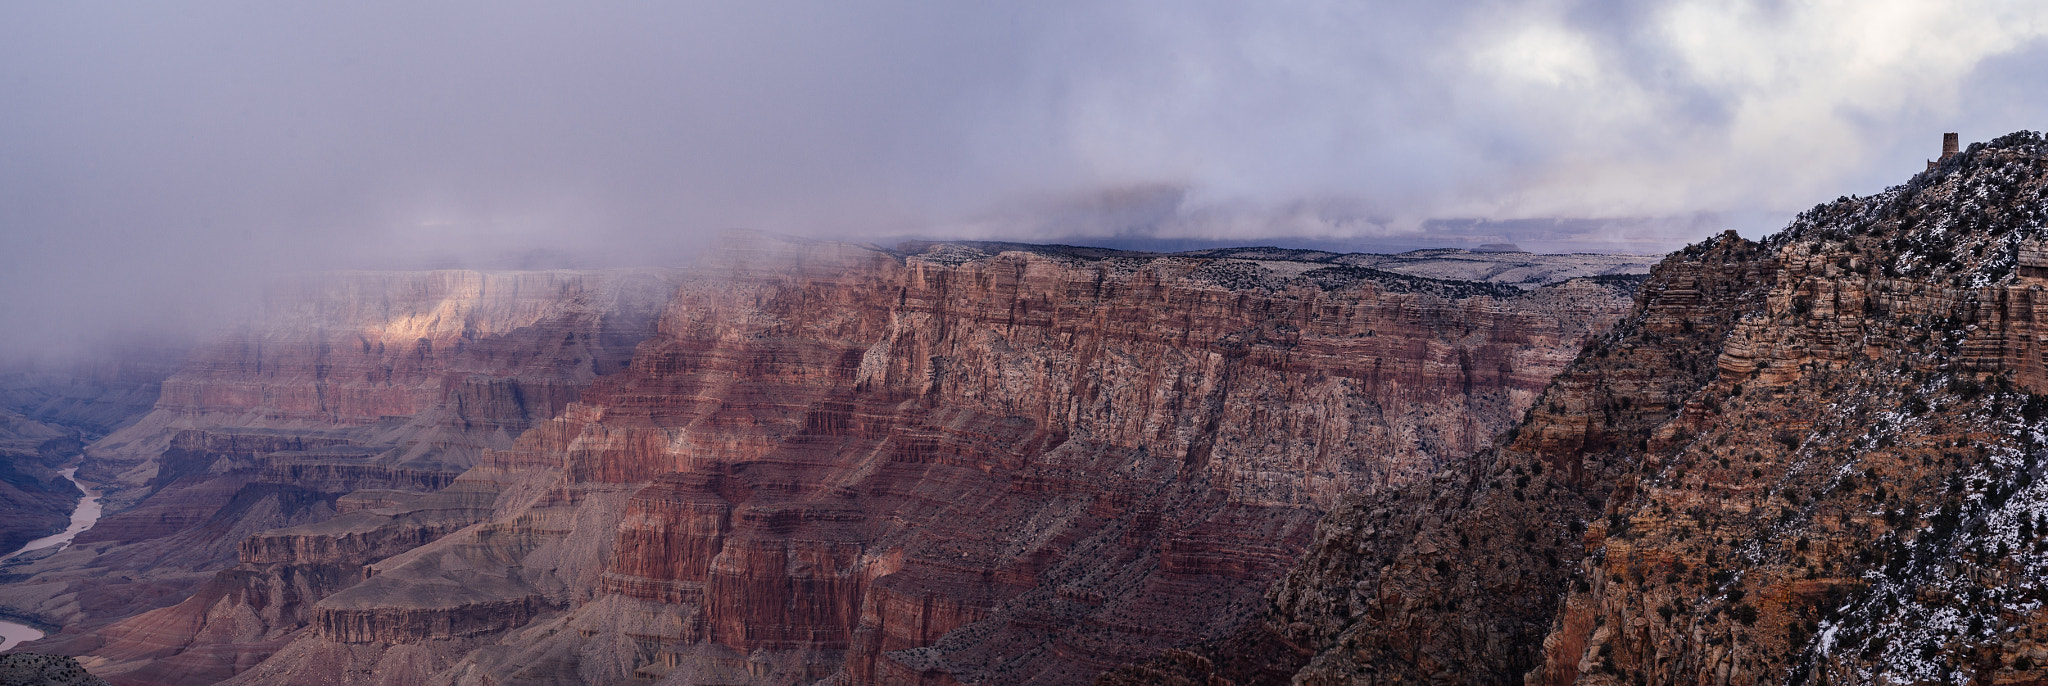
[
  {"left": 1528, "top": 131, "right": 2048, "bottom": 686},
  {"left": 0, "top": 652, "right": 111, "bottom": 686}
]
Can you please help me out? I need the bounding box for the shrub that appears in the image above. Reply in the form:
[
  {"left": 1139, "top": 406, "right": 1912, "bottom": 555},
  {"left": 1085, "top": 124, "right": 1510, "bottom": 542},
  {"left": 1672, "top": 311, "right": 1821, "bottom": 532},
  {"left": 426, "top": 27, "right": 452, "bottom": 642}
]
[{"left": 1732, "top": 604, "right": 1760, "bottom": 625}]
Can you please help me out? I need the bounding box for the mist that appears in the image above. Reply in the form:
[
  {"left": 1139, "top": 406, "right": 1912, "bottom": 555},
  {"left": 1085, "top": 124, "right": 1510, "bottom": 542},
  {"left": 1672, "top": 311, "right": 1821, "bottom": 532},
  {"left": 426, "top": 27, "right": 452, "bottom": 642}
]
[{"left": 3, "top": 0, "right": 2045, "bottom": 358}]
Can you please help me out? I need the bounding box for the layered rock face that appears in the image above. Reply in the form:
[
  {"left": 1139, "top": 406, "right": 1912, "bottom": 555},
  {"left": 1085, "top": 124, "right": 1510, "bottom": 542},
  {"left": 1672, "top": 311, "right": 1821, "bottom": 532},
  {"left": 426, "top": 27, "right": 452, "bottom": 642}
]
[
  {"left": 136, "top": 236, "right": 1638, "bottom": 686},
  {"left": 1107, "top": 132, "right": 2048, "bottom": 685},
  {"left": 0, "top": 269, "right": 673, "bottom": 685}
]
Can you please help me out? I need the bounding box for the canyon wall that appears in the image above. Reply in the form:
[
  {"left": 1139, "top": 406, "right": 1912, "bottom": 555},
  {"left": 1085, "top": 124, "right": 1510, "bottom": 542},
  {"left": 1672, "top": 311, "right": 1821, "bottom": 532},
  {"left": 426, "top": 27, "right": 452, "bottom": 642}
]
[
  {"left": 5, "top": 236, "right": 1639, "bottom": 686},
  {"left": 515, "top": 240, "right": 1631, "bottom": 684},
  {"left": 1105, "top": 132, "right": 2048, "bottom": 685}
]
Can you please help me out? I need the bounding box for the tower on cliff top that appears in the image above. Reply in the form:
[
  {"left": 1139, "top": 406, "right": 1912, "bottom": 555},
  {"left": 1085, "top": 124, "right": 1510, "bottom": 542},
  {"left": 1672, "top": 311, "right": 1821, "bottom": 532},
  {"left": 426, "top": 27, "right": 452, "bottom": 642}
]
[{"left": 1928, "top": 132, "right": 1960, "bottom": 170}]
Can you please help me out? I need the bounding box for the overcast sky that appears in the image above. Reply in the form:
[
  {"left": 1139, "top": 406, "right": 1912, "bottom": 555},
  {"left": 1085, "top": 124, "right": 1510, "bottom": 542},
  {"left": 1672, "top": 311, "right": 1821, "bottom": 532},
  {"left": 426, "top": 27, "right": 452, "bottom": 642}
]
[{"left": 2, "top": 1, "right": 2045, "bottom": 356}]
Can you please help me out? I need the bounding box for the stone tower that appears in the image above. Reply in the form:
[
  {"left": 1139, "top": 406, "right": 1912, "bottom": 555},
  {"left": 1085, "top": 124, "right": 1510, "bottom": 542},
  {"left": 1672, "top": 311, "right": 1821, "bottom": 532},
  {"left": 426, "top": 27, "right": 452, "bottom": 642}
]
[{"left": 1928, "top": 132, "right": 1961, "bottom": 170}]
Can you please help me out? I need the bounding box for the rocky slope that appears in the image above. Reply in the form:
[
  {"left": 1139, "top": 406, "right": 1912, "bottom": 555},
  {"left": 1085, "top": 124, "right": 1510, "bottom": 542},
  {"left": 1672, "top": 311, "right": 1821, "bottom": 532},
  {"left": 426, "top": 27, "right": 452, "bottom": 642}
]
[
  {"left": 0, "top": 652, "right": 111, "bottom": 686},
  {"left": 1, "top": 235, "right": 1638, "bottom": 685},
  {"left": 0, "top": 268, "right": 676, "bottom": 685},
  {"left": 1104, "top": 132, "right": 2048, "bottom": 685},
  {"left": 1528, "top": 130, "right": 2048, "bottom": 686}
]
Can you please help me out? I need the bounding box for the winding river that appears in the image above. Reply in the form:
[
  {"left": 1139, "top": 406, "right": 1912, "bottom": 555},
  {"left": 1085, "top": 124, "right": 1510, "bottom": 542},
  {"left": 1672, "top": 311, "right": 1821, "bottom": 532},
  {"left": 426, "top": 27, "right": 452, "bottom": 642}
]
[{"left": 0, "top": 466, "right": 104, "bottom": 650}]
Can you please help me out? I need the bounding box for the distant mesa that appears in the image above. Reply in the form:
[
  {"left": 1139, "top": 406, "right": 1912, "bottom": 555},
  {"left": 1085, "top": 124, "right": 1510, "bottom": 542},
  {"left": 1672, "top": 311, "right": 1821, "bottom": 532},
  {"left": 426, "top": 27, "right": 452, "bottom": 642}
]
[{"left": 1472, "top": 243, "right": 1525, "bottom": 253}]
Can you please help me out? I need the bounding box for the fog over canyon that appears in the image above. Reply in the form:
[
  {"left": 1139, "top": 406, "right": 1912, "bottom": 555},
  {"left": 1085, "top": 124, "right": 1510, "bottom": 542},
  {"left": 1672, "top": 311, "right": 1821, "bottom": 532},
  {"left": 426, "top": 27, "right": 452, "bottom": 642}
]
[
  {"left": 9, "top": 132, "right": 2048, "bottom": 685},
  {"left": 8, "top": 3, "right": 2048, "bottom": 685}
]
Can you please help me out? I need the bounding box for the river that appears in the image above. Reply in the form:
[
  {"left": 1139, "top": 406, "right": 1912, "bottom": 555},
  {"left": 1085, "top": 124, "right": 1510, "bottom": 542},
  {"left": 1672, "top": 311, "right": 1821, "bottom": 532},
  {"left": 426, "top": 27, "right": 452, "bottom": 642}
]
[
  {"left": 0, "top": 466, "right": 104, "bottom": 650},
  {"left": 0, "top": 619, "right": 40, "bottom": 651}
]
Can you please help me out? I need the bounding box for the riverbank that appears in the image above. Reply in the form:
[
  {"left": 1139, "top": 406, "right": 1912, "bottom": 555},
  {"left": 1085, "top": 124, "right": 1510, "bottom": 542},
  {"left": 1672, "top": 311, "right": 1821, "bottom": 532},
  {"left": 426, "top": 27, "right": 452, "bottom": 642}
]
[
  {"left": 1, "top": 468, "right": 102, "bottom": 563},
  {"left": 0, "top": 465, "right": 103, "bottom": 651}
]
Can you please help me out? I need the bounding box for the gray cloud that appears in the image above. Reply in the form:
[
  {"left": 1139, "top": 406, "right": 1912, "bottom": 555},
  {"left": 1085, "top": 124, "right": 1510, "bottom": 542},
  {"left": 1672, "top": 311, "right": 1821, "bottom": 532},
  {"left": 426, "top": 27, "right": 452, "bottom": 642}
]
[{"left": 2, "top": 0, "right": 2044, "bottom": 357}]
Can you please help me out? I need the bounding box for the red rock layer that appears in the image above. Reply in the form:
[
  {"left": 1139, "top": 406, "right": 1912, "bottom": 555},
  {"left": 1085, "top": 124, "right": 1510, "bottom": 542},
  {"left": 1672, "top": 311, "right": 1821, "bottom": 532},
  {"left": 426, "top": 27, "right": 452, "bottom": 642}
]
[{"left": 316, "top": 595, "right": 552, "bottom": 644}]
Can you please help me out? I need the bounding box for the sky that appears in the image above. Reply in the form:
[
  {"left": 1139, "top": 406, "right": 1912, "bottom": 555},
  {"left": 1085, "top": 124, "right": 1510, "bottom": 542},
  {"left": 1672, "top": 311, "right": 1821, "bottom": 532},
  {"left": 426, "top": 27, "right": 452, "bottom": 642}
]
[{"left": 2, "top": 0, "right": 2045, "bottom": 357}]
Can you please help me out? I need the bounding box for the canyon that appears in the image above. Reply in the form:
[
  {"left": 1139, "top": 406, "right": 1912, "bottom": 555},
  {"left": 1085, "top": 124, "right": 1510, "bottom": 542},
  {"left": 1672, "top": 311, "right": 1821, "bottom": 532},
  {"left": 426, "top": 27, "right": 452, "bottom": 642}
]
[
  {"left": 12, "top": 130, "right": 2046, "bottom": 685},
  {"left": 0, "top": 267, "right": 679, "bottom": 684},
  {"left": 1, "top": 465, "right": 104, "bottom": 652},
  {"left": 0, "top": 237, "right": 1640, "bottom": 684},
  {"left": 0, "top": 410, "right": 87, "bottom": 563}
]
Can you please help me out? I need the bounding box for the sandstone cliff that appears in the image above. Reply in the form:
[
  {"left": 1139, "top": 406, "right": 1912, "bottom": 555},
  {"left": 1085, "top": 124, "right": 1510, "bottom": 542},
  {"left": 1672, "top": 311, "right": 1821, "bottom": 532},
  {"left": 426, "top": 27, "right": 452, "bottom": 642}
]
[{"left": 1106, "top": 131, "right": 2048, "bottom": 685}]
